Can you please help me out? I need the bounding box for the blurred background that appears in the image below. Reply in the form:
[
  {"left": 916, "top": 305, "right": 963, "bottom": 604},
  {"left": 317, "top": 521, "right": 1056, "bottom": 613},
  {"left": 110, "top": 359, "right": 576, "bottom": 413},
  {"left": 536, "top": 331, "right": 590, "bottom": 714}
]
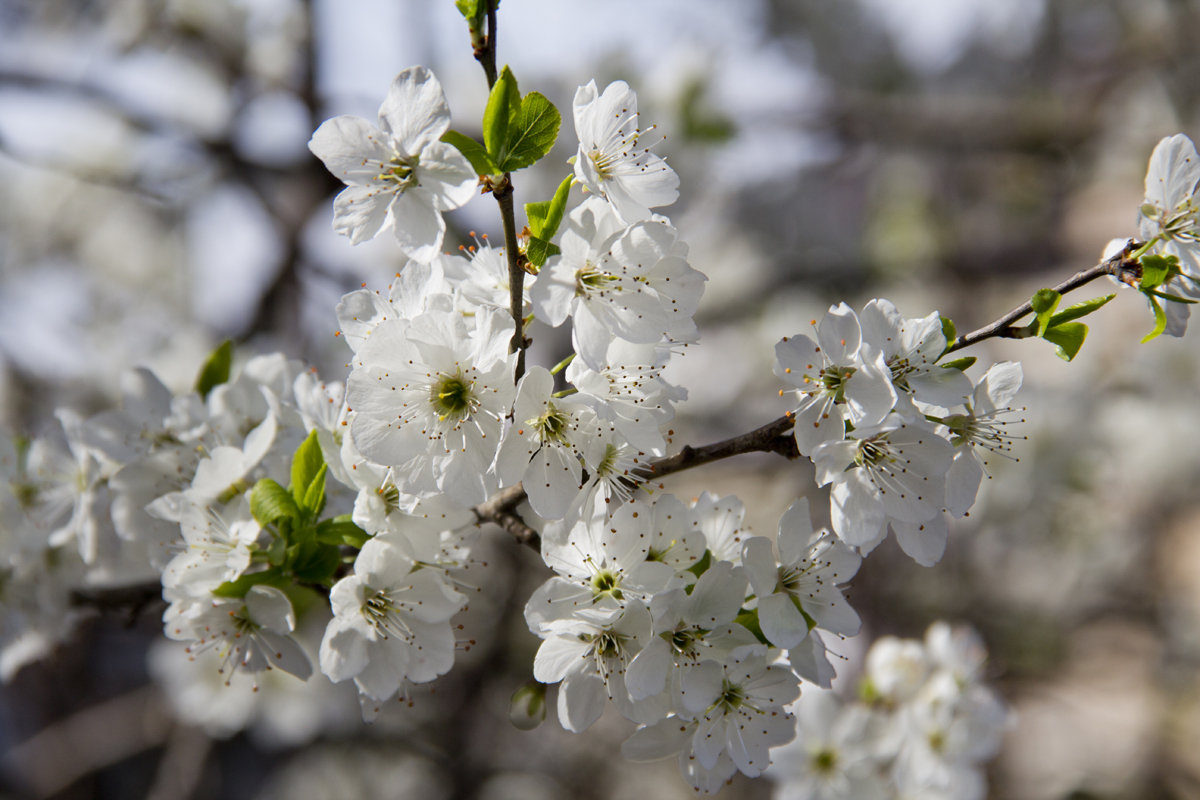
[{"left": 2, "top": 0, "right": 1199, "bottom": 797}]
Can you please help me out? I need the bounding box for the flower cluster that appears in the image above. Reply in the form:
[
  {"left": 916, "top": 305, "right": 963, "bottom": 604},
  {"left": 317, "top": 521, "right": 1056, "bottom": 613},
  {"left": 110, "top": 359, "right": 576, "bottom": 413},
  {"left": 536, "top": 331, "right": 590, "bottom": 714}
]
[
  {"left": 0, "top": 48, "right": 1193, "bottom": 797},
  {"left": 776, "top": 300, "right": 1026, "bottom": 566},
  {"left": 768, "top": 622, "right": 1010, "bottom": 800}
]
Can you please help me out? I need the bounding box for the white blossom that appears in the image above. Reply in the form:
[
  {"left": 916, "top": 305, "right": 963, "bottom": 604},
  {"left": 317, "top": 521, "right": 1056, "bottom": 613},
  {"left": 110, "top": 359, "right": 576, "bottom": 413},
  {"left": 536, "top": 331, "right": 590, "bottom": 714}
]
[
  {"left": 346, "top": 306, "right": 516, "bottom": 506},
  {"left": 812, "top": 414, "right": 953, "bottom": 551},
  {"left": 859, "top": 299, "right": 971, "bottom": 408},
  {"left": 767, "top": 689, "right": 889, "bottom": 800},
  {"left": 741, "top": 498, "right": 862, "bottom": 650},
  {"left": 680, "top": 644, "right": 801, "bottom": 778},
  {"left": 309, "top": 66, "right": 477, "bottom": 261},
  {"left": 496, "top": 366, "right": 605, "bottom": 520},
  {"left": 164, "top": 585, "right": 312, "bottom": 681},
  {"left": 525, "top": 498, "right": 680, "bottom": 632},
  {"left": 533, "top": 600, "right": 662, "bottom": 731},
  {"left": 776, "top": 304, "right": 897, "bottom": 456},
  {"left": 319, "top": 533, "right": 466, "bottom": 706},
  {"left": 941, "top": 362, "right": 1025, "bottom": 518},
  {"left": 572, "top": 80, "right": 679, "bottom": 223},
  {"left": 530, "top": 197, "right": 706, "bottom": 371}
]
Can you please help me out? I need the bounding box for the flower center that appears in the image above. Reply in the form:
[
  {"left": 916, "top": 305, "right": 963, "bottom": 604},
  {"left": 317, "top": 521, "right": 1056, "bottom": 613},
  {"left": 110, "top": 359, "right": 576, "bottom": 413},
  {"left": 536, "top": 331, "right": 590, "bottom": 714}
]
[
  {"left": 379, "top": 153, "right": 419, "bottom": 192},
  {"left": 716, "top": 679, "right": 746, "bottom": 713},
  {"left": 854, "top": 435, "right": 893, "bottom": 468},
  {"left": 812, "top": 748, "right": 839, "bottom": 774},
  {"left": 531, "top": 403, "right": 571, "bottom": 444},
  {"left": 575, "top": 265, "right": 617, "bottom": 298},
  {"left": 430, "top": 372, "right": 477, "bottom": 422},
  {"left": 590, "top": 569, "right": 623, "bottom": 600}
]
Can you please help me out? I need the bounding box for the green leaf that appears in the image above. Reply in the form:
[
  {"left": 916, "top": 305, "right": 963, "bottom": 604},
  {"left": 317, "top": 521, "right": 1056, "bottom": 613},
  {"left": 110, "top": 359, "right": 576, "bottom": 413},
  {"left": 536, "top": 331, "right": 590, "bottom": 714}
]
[
  {"left": 267, "top": 536, "right": 287, "bottom": 566},
  {"left": 497, "top": 92, "right": 561, "bottom": 172},
  {"left": 249, "top": 478, "right": 299, "bottom": 526},
  {"left": 1030, "top": 288, "right": 1062, "bottom": 337},
  {"left": 316, "top": 516, "right": 371, "bottom": 549},
  {"left": 526, "top": 175, "right": 573, "bottom": 240},
  {"left": 1042, "top": 321, "right": 1088, "bottom": 361},
  {"left": 733, "top": 609, "right": 770, "bottom": 646},
  {"left": 1048, "top": 294, "right": 1116, "bottom": 327},
  {"left": 454, "top": 0, "right": 480, "bottom": 18},
  {"left": 483, "top": 65, "right": 519, "bottom": 161},
  {"left": 1148, "top": 288, "right": 1199, "bottom": 303},
  {"left": 1139, "top": 254, "right": 1177, "bottom": 290},
  {"left": 283, "top": 585, "right": 323, "bottom": 618},
  {"left": 1142, "top": 294, "right": 1169, "bottom": 343},
  {"left": 442, "top": 130, "right": 497, "bottom": 176},
  {"left": 940, "top": 356, "right": 976, "bottom": 371},
  {"left": 291, "top": 430, "right": 325, "bottom": 509},
  {"left": 194, "top": 339, "right": 232, "bottom": 399},
  {"left": 300, "top": 466, "right": 327, "bottom": 519},
  {"left": 290, "top": 541, "right": 342, "bottom": 584},
  {"left": 526, "top": 236, "right": 561, "bottom": 268},
  {"left": 211, "top": 567, "right": 290, "bottom": 598}
]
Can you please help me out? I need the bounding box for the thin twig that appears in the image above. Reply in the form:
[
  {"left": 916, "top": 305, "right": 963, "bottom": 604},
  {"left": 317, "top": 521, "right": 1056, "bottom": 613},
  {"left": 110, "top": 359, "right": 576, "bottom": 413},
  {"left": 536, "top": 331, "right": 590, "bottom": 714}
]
[
  {"left": 947, "top": 243, "right": 1143, "bottom": 353},
  {"left": 472, "top": 414, "right": 801, "bottom": 552},
  {"left": 471, "top": 0, "right": 529, "bottom": 381}
]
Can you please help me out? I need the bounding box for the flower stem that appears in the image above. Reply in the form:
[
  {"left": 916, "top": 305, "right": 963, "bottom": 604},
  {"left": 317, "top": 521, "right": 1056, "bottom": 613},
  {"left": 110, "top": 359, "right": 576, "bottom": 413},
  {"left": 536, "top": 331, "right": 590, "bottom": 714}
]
[{"left": 549, "top": 353, "right": 575, "bottom": 375}]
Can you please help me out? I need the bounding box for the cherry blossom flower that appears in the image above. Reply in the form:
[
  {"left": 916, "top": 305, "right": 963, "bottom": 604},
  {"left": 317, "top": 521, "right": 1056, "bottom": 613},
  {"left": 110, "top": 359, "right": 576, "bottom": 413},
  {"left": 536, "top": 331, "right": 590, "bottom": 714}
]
[
  {"left": 775, "top": 304, "right": 897, "bottom": 456},
  {"left": 741, "top": 498, "right": 862, "bottom": 650},
  {"left": 346, "top": 306, "right": 516, "bottom": 506},
  {"left": 309, "top": 66, "right": 477, "bottom": 261},
  {"left": 572, "top": 80, "right": 679, "bottom": 223}
]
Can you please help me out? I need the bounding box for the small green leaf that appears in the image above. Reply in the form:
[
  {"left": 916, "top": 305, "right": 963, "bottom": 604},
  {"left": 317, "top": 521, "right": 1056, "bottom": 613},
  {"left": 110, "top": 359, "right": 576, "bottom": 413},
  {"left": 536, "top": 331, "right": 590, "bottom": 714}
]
[
  {"left": 537, "top": 173, "right": 573, "bottom": 239},
  {"left": 1042, "top": 321, "right": 1088, "bottom": 361},
  {"left": 194, "top": 339, "right": 232, "bottom": 399},
  {"left": 211, "top": 567, "right": 290, "bottom": 598},
  {"left": 940, "top": 356, "right": 977, "bottom": 371},
  {"left": 526, "top": 236, "right": 561, "bottom": 268},
  {"left": 442, "top": 130, "right": 497, "bottom": 176},
  {"left": 686, "top": 549, "right": 712, "bottom": 579},
  {"left": 1030, "top": 288, "right": 1062, "bottom": 337},
  {"left": 483, "top": 65, "right": 519, "bottom": 161},
  {"left": 249, "top": 478, "right": 299, "bottom": 526},
  {"left": 316, "top": 516, "right": 371, "bottom": 549},
  {"left": 498, "top": 92, "right": 561, "bottom": 172},
  {"left": 1139, "top": 254, "right": 1177, "bottom": 291},
  {"left": 733, "top": 609, "right": 770, "bottom": 646},
  {"left": 1047, "top": 294, "right": 1116, "bottom": 327},
  {"left": 1147, "top": 289, "right": 1199, "bottom": 304},
  {"left": 283, "top": 584, "right": 323, "bottom": 618},
  {"left": 454, "top": 0, "right": 480, "bottom": 19},
  {"left": 267, "top": 536, "right": 287, "bottom": 566},
  {"left": 291, "top": 541, "right": 342, "bottom": 584},
  {"left": 291, "top": 430, "right": 325, "bottom": 509},
  {"left": 300, "top": 466, "right": 327, "bottom": 519},
  {"left": 1142, "top": 294, "right": 1169, "bottom": 343}
]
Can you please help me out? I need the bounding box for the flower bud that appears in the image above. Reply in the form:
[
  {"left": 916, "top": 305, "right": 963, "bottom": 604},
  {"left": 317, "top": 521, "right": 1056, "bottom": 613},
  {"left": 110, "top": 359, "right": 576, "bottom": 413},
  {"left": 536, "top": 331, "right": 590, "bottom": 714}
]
[{"left": 508, "top": 681, "right": 547, "bottom": 731}]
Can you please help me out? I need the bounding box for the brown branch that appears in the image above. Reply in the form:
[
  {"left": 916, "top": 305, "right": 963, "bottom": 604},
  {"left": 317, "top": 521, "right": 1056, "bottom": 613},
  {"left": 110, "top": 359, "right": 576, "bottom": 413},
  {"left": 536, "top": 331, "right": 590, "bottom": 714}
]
[
  {"left": 70, "top": 581, "right": 164, "bottom": 623},
  {"left": 473, "top": 414, "right": 801, "bottom": 552},
  {"left": 946, "top": 242, "right": 1144, "bottom": 354}
]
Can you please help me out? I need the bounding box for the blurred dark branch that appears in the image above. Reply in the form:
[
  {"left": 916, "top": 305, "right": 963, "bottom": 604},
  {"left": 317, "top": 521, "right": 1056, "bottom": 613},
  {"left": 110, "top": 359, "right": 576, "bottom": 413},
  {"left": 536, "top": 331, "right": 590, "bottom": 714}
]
[
  {"left": 70, "top": 582, "right": 164, "bottom": 621},
  {"left": 829, "top": 92, "right": 1102, "bottom": 154}
]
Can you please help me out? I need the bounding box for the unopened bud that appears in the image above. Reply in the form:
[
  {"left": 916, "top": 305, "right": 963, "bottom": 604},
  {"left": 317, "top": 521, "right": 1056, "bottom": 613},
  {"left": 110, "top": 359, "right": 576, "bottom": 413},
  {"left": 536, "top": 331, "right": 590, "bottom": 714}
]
[{"left": 508, "top": 681, "right": 547, "bottom": 731}]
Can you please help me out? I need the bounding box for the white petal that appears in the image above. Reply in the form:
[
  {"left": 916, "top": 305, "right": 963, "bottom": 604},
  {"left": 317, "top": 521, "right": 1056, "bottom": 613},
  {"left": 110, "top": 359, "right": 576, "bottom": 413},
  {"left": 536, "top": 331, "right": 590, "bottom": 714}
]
[
  {"left": 558, "top": 671, "right": 607, "bottom": 733},
  {"left": 891, "top": 514, "right": 949, "bottom": 567},
  {"left": 390, "top": 188, "right": 445, "bottom": 262},
  {"left": 377, "top": 65, "right": 451, "bottom": 154}
]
